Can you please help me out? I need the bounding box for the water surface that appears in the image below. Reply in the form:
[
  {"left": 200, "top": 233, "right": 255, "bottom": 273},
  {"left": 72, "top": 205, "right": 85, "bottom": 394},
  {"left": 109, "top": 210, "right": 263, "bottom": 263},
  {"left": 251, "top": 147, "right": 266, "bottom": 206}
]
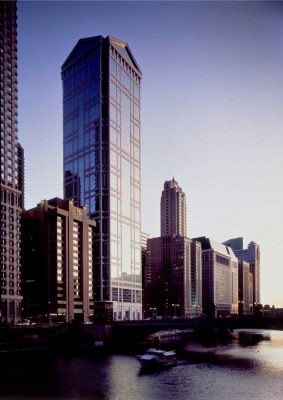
[{"left": 0, "top": 329, "right": 282, "bottom": 400}]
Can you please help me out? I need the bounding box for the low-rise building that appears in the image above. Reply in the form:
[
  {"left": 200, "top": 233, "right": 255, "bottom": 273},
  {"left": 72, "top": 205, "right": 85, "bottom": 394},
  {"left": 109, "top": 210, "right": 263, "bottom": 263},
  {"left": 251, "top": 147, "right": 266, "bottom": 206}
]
[{"left": 21, "top": 198, "right": 96, "bottom": 323}]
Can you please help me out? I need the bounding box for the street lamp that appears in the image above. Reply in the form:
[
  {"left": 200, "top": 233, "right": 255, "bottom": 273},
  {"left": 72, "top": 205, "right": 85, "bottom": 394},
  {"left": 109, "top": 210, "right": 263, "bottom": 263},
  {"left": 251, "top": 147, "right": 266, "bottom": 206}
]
[
  {"left": 149, "top": 307, "right": 157, "bottom": 318},
  {"left": 172, "top": 304, "right": 179, "bottom": 318}
]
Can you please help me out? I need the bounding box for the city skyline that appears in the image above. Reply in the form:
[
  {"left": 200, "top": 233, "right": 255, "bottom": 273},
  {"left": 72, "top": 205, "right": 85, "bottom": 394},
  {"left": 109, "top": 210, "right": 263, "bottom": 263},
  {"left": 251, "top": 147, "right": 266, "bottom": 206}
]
[{"left": 17, "top": 2, "right": 283, "bottom": 306}]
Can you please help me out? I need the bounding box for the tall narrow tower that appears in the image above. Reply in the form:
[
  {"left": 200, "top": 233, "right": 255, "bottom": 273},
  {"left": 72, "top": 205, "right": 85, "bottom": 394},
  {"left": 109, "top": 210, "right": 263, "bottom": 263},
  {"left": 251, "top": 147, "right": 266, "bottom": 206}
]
[
  {"left": 62, "top": 36, "right": 142, "bottom": 320},
  {"left": 161, "top": 178, "right": 187, "bottom": 236},
  {"left": 0, "top": 1, "right": 24, "bottom": 323}
]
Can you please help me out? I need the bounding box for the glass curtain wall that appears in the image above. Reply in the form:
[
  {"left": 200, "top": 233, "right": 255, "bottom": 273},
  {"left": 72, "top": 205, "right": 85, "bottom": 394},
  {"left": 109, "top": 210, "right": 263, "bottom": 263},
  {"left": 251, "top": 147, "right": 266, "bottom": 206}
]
[
  {"left": 62, "top": 37, "right": 142, "bottom": 320},
  {"left": 109, "top": 42, "right": 142, "bottom": 320}
]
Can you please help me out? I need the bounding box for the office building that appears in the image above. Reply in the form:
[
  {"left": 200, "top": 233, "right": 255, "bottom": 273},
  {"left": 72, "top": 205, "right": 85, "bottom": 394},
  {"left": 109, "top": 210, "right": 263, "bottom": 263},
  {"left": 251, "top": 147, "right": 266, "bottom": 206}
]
[
  {"left": 161, "top": 178, "right": 186, "bottom": 236},
  {"left": 146, "top": 236, "right": 202, "bottom": 318},
  {"left": 141, "top": 231, "right": 149, "bottom": 316},
  {"left": 62, "top": 36, "right": 142, "bottom": 320},
  {"left": 224, "top": 238, "right": 260, "bottom": 306},
  {"left": 0, "top": 1, "right": 24, "bottom": 324},
  {"left": 145, "top": 179, "right": 201, "bottom": 318},
  {"left": 195, "top": 237, "right": 238, "bottom": 317},
  {"left": 238, "top": 260, "right": 253, "bottom": 315},
  {"left": 21, "top": 198, "right": 96, "bottom": 323}
]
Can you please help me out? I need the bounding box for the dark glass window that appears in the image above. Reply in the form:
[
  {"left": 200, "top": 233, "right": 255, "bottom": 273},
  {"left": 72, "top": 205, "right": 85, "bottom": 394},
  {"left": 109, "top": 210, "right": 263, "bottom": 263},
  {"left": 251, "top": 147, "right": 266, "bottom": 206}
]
[
  {"left": 64, "top": 120, "right": 73, "bottom": 138},
  {"left": 64, "top": 141, "right": 73, "bottom": 157},
  {"left": 64, "top": 77, "right": 73, "bottom": 94}
]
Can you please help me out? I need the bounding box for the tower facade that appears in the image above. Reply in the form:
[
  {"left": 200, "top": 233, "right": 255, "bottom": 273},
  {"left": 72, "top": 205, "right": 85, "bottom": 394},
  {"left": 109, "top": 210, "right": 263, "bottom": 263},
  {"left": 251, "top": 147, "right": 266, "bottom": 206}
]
[
  {"left": 0, "top": 1, "right": 23, "bottom": 324},
  {"left": 161, "top": 178, "right": 186, "bottom": 236},
  {"left": 62, "top": 36, "right": 142, "bottom": 320}
]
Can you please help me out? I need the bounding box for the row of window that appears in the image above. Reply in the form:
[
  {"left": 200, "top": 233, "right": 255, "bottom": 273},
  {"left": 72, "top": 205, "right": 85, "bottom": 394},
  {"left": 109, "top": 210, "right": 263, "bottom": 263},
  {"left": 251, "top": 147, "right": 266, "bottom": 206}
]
[{"left": 111, "top": 288, "right": 142, "bottom": 303}]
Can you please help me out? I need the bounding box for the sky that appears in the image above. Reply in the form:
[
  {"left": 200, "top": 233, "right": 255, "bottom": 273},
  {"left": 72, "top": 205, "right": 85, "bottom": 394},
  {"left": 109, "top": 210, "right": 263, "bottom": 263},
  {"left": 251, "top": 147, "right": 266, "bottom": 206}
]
[{"left": 17, "top": 1, "right": 283, "bottom": 307}]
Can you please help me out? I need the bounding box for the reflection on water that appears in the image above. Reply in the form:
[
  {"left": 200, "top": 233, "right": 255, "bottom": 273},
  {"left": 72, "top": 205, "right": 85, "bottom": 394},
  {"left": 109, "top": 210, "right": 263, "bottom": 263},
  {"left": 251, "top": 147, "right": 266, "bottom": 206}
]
[{"left": 0, "top": 330, "right": 283, "bottom": 399}]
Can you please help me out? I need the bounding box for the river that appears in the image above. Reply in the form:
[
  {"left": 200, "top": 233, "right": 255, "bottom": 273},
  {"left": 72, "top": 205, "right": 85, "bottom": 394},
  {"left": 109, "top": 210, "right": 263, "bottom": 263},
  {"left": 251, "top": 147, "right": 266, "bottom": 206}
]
[{"left": 0, "top": 329, "right": 282, "bottom": 399}]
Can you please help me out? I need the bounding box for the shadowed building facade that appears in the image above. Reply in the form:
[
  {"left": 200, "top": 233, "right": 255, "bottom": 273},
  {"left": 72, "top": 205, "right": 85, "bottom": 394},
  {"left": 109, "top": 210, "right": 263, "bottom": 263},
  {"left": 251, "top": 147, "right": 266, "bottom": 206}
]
[
  {"left": 146, "top": 236, "right": 202, "bottom": 318},
  {"left": 62, "top": 36, "right": 142, "bottom": 320},
  {"left": 0, "top": 1, "right": 24, "bottom": 324},
  {"left": 21, "top": 198, "right": 96, "bottom": 323}
]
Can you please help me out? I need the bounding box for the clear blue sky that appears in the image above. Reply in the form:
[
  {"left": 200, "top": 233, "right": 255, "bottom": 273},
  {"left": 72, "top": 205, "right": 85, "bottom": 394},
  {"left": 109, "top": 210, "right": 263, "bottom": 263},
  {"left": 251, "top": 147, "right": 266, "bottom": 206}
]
[{"left": 18, "top": 1, "right": 283, "bottom": 306}]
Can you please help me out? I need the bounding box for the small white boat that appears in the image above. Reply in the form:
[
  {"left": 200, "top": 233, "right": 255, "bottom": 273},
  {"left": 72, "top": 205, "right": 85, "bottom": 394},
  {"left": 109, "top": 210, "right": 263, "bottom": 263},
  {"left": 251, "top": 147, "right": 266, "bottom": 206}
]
[{"left": 137, "top": 348, "right": 177, "bottom": 369}]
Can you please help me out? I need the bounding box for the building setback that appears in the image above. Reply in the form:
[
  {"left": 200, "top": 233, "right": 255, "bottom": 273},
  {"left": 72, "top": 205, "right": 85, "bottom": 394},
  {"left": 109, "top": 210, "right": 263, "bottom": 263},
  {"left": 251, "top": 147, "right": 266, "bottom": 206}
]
[
  {"left": 146, "top": 236, "right": 202, "bottom": 318},
  {"left": 0, "top": 1, "right": 24, "bottom": 324},
  {"left": 21, "top": 198, "right": 96, "bottom": 323},
  {"left": 195, "top": 237, "right": 238, "bottom": 317},
  {"left": 161, "top": 178, "right": 186, "bottom": 237},
  {"left": 62, "top": 36, "right": 142, "bottom": 320}
]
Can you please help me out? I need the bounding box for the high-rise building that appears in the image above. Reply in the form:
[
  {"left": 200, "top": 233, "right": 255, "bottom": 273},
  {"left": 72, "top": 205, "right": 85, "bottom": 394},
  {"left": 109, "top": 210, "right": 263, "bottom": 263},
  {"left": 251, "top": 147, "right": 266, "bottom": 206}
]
[
  {"left": 0, "top": 1, "right": 24, "bottom": 324},
  {"left": 161, "top": 178, "right": 186, "bottom": 237},
  {"left": 145, "top": 178, "right": 202, "bottom": 318},
  {"left": 62, "top": 36, "right": 142, "bottom": 320},
  {"left": 146, "top": 236, "right": 202, "bottom": 318},
  {"left": 21, "top": 198, "right": 96, "bottom": 323},
  {"left": 224, "top": 238, "right": 260, "bottom": 306},
  {"left": 195, "top": 237, "right": 238, "bottom": 317}
]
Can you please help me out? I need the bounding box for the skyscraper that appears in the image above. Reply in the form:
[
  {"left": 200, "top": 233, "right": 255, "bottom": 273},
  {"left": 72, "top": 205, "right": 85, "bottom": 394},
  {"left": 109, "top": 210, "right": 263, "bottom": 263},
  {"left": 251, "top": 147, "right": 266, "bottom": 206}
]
[
  {"left": 62, "top": 36, "right": 142, "bottom": 320},
  {"left": 0, "top": 1, "right": 24, "bottom": 324},
  {"left": 161, "top": 178, "right": 186, "bottom": 236},
  {"left": 145, "top": 178, "right": 202, "bottom": 318}
]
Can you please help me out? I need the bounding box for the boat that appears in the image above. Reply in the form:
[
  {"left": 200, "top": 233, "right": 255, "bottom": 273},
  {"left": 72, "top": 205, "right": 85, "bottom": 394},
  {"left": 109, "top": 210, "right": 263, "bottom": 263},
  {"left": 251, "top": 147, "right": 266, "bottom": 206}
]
[
  {"left": 137, "top": 348, "right": 177, "bottom": 369},
  {"left": 238, "top": 331, "right": 271, "bottom": 345}
]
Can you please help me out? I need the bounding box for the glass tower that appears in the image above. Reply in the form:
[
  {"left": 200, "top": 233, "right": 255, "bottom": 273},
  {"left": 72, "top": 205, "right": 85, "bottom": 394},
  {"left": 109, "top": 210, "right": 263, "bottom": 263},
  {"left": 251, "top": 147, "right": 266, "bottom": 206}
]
[
  {"left": 0, "top": 1, "right": 23, "bottom": 323},
  {"left": 62, "top": 36, "right": 142, "bottom": 320}
]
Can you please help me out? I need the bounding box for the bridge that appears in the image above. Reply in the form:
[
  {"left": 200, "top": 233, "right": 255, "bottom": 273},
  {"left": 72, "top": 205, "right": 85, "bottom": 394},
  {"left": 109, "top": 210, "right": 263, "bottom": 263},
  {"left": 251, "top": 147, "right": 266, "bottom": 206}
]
[
  {"left": 111, "top": 317, "right": 283, "bottom": 346},
  {"left": 0, "top": 317, "right": 282, "bottom": 353}
]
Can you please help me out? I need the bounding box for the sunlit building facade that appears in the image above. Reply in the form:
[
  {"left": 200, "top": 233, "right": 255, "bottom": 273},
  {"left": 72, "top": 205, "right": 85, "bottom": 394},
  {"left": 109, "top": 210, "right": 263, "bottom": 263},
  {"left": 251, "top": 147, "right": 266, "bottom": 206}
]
[
  {"left": 0, "top": 1, "right": 24, "bottom": 324},
  {"left": 195, "top": 237, "right": 238, "bottom": 317},
  {"left": 62, "top": 36, "right": 142, "bottom": 320}
]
